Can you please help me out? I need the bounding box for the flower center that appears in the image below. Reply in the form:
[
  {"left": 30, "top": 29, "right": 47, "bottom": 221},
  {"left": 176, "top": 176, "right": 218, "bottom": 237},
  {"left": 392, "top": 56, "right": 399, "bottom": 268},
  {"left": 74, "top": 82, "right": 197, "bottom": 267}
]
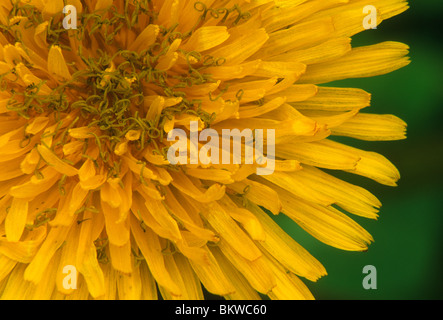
[{"left": 1, "top": 1, "right": 252, "bottom": 178}]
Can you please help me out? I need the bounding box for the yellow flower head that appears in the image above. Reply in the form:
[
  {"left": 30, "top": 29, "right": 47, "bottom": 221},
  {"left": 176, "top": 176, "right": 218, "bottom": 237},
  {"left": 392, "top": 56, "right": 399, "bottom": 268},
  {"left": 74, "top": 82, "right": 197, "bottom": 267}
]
[{"left": 0, "top": 0, "right": 409, "bottom": 299}]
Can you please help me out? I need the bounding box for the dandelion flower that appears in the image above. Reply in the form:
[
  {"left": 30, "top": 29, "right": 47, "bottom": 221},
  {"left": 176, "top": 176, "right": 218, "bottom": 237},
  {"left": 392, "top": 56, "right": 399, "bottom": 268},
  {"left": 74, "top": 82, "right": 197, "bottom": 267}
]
[{"left": 0, "top": 0, "right": 409, "bottom": 300}]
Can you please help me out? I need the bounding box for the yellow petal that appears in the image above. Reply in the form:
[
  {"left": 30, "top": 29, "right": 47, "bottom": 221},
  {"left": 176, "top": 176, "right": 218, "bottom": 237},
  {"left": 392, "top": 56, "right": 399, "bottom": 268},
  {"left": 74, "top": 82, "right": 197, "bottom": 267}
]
[
  {"left": 159, "top": 253, "right": 204, "bottom": 300},
  {"left": 25, "top": 117, "right": 49, "bottom": 135},
  {"left": 163, "top": 188, "right": 218, "bottom": 242},
  {"left": 217, "top": 239, "right": 276, "bottom": 294},
  {"left": 228, "top": 179, "right": 282, "bottom": 215},
  {"left": 116, "top": 264, "right": 142, "bottom": 300},
  {"left": 248, "top": 204, "right": 327, "bottom": 282},
  {"left": 42, "top": 0, "right": 64, "bottom": 18},
  {"left": 170, "top": 171, "right": 225, "bottom": 203},
  {"left": 144, "top": 199, "right": 182, "bottom": 241},
  {"left": 210, "top": 28, "right": 269, "bottom": 65},
  {"left": 252, "top": 61, "right": 306, "bottom": 79},
  {"left": 210, "top": 247, "right": 261, "bottom": 300},
  {"left": 196, "top": 201, "right": 262, "bottom": 261},
  {"left": 258, "top": 17, "right": 334, "bottom": 58},
  {"left": 145, "top": 96, "right": 165, "bottom": 121},
  {"left": 332, "top": 113, "right": 407, "bottom": 141},
  {"left": 63, "top": 140, "right": 84, "bottom": 156},
  {"left": 78, "top": 243, "right": 106, "bottom": 298},
  {"left": 37, "top": 144, "right": 78, "bottom": 176},
  {"left": 260, "top": 171, "right": 335, "bottom": 207},
  {"left": 281, "top": 165, "right": 381, "bottom": 219},
  {"left": 182, "top": 26, "right": 230, "bottom": 52},
  {"left": 100, "top": 179, "right": 123, "bottom": 209},
  {"left": 278, "top": 139, "right": 360, "bottom": 170},
  {"left": 128, "top": 24, "right": 159, "bottom": 53},
  {"left": 101, "top": 200, "right": 130, "bottom": 246},
  {"left": 0, "top": 253, "right": 16, "bottom": 283},
  {"left": 282, "top": 194, "right": 373, "bottom": 251},
  {"left": 273, "top": 37, "right": 351, "bottom": 65},
  {"left": 48, "top": 45, "right": 72, "bottom": 80},
  {"left": 0, "top": 156, "right": 26, "bottom": 181},
  {"left": 291, "top": 86, "right": 371, "bottom": 111},
  {"left": 139, "top": 261, "right": 158, "bottom": 300},
  {"left": 100, "top": 263, "right": 117, "bottom": 300},
  {"left": 324, "top": 139, "right": 401, "bottom": 186},
  {"left": 175, "top": 237, "right": 209, "bottom": 266},
  {"left": 185, "top": 168, "right": 234, "bottom": 184},
  {"left": 219, "top": 196, "right": 266, "bottom": 241},
  {"left": 264, "top": 252, "right": 314, "bottom": 300},
  {"left": 238, "top": 97, "right": 287, "bottom": 119},
  {"left": 130, "top": 214, "right": 181, "bottom": 296},
  {"left": 55, "top": 224, "right": 79, "bottom": 295},
  {"left": 188, "top": 246, "right": 236, "bottom": 296},
  {"left": 300, "top": 42, "right": 410, "bottom": 84},
  {"left": 95, "top": 0, "right": 113, "bottom": 11},
  {"left": 1, "top": 264, "right": 30, "bottom": 299},
  {"left": 0, "top": 225, "right": 46, "bottom": 263},
  {"left": 109, "top": 241, "right": 132, "bottom": 274},
  {"left": 24, "top": 225, "right": 71, "bottom": 284},
  {"left": 5, "top": 198, "right": 29, "bottom": 241}
]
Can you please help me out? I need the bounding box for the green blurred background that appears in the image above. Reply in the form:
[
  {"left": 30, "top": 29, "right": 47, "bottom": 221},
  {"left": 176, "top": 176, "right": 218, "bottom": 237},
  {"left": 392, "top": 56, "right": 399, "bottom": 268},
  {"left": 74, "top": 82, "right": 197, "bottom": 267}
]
[{"left": 274, "top": 0, "right": 443, "bottom": 300}]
